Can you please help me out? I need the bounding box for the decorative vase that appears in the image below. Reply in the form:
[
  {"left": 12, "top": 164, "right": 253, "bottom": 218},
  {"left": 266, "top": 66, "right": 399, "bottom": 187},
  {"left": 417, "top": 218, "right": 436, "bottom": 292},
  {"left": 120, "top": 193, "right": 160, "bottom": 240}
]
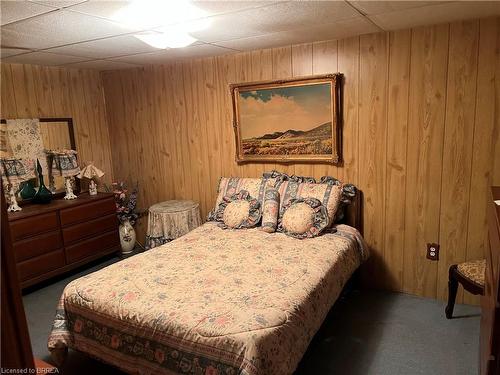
[
  {"left": 119, "top": 219, "right": 136, "bottom": 255},
  {"left": 32, "top": 159, "right": 52, "bottom": 204},
  {"left": 19, "top": 180, "right": 36, "bottom": 200}
]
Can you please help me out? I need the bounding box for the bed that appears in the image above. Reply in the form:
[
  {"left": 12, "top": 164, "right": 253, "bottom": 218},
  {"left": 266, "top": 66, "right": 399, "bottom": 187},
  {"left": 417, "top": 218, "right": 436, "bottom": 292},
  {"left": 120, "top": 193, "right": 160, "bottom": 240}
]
[{"left": 48, "top": 195, "right": 367, "bottom": 375}]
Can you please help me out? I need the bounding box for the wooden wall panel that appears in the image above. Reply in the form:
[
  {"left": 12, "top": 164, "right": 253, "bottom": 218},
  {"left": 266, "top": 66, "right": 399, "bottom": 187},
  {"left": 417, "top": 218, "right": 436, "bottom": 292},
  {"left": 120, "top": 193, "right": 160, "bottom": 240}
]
[
  {"left": 384, "top": 29, "right": 411, "bottom": 291},
  {"left": 358, "top": 32, "right": 388, "bottom": 288},
  {"left": 100, "top": 17, "right": 500, "bottom": 302},
  {"left": 10, "top": 64, "right": 37, "bottom": 117},
  {"left": 1, "top": 65, "right": 16, "bottom": 115},
  {"left": 49, "top": 67, "right": 72, "bottom": 115},
  {"left": 292, "top": 43, "right": 314, "bottom": 180},
  {"left": 1, "top": 64, "right": 114, "bottom": 185},
  {"left": 192, "top": 59, "right": 214, "bottom": 217},
  {"left": 403, "top": 24, "right": 448, "bottom": 298},
  {"left": 201, "top": 58, "right": 224, "bottom": 204},
  {"left": 337, "top": 37, "right": 359, "bottom": 186},
  {"left": 312, "top": 40, "right": 339, "bottom": 180},
  {"left": 32, "top": 65, "right": 55, "bottom": 116},
  {"left": 438, "top": 20, "right": 480, "bottom": 302}
]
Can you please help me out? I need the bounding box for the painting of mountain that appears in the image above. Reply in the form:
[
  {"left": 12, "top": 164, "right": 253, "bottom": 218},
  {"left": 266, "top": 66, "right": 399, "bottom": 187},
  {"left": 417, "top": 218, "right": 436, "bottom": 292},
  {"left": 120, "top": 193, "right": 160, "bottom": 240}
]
[
  {"left": 231, "top": 74, "right": 341, "bottom": 163},
  {"left": 242, "top": 122, "right": 333, "bottom": 155}
]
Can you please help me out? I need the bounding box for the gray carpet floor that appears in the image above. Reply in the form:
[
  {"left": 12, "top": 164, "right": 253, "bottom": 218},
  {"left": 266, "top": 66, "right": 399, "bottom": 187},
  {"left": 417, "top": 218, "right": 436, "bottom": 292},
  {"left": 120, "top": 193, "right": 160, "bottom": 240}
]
[{"left": 23, "top": 257, "right": 480, "bottom": 375}]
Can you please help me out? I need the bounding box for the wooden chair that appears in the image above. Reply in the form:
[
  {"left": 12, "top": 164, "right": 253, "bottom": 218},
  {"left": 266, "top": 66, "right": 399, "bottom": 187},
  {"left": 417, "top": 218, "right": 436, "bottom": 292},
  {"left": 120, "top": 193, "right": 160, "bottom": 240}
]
[{"left": 445, "top": 259, "right": 485, "bottom": 319}]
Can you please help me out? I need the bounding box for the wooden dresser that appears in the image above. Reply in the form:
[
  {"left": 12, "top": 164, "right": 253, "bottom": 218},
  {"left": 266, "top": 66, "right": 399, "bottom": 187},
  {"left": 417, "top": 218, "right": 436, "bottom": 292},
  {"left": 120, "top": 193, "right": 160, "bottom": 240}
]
[
  {"left": 7, "top": 193, "right": 120, "bottom": 289},
  {"left": 481, "top": 186, "right": 500, "bottom": 375}
]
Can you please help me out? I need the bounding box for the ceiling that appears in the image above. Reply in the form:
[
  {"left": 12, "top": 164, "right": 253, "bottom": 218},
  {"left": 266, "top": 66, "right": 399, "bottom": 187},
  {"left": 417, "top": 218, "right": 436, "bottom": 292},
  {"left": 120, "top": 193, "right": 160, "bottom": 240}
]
[{"left": 1, "top": 0, "right": 499, "bottom": 71}]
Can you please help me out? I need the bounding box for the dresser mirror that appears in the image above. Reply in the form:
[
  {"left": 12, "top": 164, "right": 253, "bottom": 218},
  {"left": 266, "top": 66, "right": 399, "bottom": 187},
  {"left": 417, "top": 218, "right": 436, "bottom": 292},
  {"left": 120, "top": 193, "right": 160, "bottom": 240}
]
[{"left": 0, "top": 118, "right": 79, "bottom": 201}]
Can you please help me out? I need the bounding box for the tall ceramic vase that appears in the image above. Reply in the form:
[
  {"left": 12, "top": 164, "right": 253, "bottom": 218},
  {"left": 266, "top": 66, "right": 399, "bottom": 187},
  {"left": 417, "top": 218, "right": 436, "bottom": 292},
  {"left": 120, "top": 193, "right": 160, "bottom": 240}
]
[
  {"left": 119, "top": 219, "right": 136, "bottom": 255},
  {"left": 33, "top": 159, "right": 52, "bottom": 204}
]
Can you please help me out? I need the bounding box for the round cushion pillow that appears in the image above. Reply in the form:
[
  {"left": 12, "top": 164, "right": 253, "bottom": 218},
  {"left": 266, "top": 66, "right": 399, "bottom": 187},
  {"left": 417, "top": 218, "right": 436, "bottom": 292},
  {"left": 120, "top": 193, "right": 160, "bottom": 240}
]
[
  {"left": 215, "top": 190, "right": 261, "bottom": 229},
  {"left": 223, "top": 200, "right": 251, "bottom": 228},
  {"left": 278, "top": 198, "right": 328, "bottom": 239}
]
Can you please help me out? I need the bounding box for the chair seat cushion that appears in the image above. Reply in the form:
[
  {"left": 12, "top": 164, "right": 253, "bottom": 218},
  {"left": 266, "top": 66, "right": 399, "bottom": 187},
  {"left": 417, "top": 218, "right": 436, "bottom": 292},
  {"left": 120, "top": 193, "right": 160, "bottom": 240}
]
[{"left": 456, "top": 259, "right": 485, "bottom": 287}]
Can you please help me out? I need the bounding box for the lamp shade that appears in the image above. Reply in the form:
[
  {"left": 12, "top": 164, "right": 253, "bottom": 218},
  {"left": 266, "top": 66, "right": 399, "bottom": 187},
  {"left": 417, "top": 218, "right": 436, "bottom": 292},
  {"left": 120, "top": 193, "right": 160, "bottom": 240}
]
[
  {"left": 47, "top": 149, "right": 80, "bottom": 178},
  {"left": 0, "top": 158, "right": 28, "bottom": 184},
  {"left": 77, "top": 163, "right": 104, "bottom": 180}
]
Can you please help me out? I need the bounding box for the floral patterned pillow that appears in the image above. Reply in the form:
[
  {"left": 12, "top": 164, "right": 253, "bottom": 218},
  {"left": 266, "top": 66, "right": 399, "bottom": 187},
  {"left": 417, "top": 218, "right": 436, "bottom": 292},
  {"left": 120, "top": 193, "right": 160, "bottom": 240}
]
[
  {"left": 214, "top": 190, "right": 261, "bottom": 229},
  {"left": 263, "top": 170, "right": 316, "bottom": 186},
  {"left": 277, "top": 180, "right": 342, "bottom": 226},
  {"left": 262, "top": 171, "right": 358, "bottom": 224},
  {"left": 277, "top": 198, "right": 328, "bottom": 239},
  {"left": 319, "top": 176, "right": 357, "bottom": 222},
  {"left": 261, "top": 187, "right": 280, "bottom": 233},
  {"left": 208, "top": 177, "right": 267, "bottom": 221}
]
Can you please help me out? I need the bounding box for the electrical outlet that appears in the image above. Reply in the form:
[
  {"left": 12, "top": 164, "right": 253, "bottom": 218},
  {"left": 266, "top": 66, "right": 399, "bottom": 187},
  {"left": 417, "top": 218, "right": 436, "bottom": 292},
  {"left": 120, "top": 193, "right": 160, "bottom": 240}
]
[{"left": 427, "top": 243, "right": 439, "bottom": 261}]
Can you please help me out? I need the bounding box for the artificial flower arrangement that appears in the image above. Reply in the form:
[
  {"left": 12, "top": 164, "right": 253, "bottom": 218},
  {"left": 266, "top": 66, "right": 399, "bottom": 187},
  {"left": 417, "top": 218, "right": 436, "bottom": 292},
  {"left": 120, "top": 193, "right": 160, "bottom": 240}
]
[{"left": 106, "top": 181, "right": 145, "bottom": 225}]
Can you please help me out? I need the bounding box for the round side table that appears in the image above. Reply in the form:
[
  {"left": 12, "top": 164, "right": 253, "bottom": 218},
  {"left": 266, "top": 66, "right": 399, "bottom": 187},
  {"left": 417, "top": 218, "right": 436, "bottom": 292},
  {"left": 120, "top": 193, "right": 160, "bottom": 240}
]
[{"left": 145, "top": 200, "right": 201, "bottom": 250}]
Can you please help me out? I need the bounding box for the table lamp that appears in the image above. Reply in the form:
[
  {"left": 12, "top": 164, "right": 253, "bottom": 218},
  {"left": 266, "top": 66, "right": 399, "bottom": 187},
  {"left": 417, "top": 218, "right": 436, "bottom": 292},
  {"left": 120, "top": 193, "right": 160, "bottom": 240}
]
[
  {"left": 49, "top": 149, "right": 80, "bottom": 200},
  {"left": 77, "top": 162, "right": 104, "bottom": 196},
  {"left": 0, "top": 158, "right": 28, "bottom": 212}
]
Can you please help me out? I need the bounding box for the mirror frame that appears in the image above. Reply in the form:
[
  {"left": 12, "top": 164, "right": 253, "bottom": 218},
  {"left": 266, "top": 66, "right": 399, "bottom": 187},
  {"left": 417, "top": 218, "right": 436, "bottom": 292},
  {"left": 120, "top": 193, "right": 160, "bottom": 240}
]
[{"left": 0, "top": 117, "right": 80, "bottom": 202}]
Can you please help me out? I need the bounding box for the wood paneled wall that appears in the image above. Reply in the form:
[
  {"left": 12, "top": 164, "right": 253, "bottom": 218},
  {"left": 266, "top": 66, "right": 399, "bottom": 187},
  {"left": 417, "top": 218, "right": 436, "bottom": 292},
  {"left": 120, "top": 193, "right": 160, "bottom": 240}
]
[
  {"left": 0, "top": 64, "right": 114, "bottom": 184},
  {"left": 100, "top": 17, "right": 500, "bottom": 303}
]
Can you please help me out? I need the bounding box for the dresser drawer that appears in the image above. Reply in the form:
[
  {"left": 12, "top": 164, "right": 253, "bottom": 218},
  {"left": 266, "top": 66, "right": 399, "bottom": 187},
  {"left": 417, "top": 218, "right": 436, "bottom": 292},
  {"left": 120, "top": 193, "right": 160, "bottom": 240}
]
[
  {"left": 17, "top": 249, "right": 65, "bottom": 282},
  {"left": 65, "top": 230, "right": 119, "bottom": 264},
  {"left": 10, "top": 212, "right": 59, "bottom": 241},
  {"left": 62, "top": 214, "right": 118, "bottom": 245},
  {"left": 14, "top": 230, "right": 63, "bottom": 262},
  {"left": 60, "top": 197, "right": 115, "bottom": 227}
]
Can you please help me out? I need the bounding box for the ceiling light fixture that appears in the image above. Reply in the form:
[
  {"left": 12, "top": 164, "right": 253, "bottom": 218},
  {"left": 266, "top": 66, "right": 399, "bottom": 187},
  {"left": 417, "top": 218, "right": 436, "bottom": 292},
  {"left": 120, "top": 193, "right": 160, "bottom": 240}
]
[
  {"left": 135, "top": 32, "right": 197, "bottom": 49},
  {"left": 112, "top": 0, "right": 210, "bottom": 49},
  {"left": 112, "top": 0, "right": 207, "bottom": 29}
]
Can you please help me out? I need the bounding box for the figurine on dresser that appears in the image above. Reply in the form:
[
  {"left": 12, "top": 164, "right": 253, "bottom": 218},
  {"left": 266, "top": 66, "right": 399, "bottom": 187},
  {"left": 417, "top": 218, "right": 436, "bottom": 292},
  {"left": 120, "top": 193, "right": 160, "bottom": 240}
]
[
  {"left": 78, "top": 162, "right": 104, "bottom": 196},
  {"left": 64, "top": 178, "right": 77, "bottom": 199}
]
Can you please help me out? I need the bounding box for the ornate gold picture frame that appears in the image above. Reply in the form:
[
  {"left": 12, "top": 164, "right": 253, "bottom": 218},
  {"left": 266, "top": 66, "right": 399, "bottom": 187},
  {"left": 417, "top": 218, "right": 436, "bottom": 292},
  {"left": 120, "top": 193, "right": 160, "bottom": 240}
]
[{"left": 230, "top": 73, "right": 342, "bottom": 164}]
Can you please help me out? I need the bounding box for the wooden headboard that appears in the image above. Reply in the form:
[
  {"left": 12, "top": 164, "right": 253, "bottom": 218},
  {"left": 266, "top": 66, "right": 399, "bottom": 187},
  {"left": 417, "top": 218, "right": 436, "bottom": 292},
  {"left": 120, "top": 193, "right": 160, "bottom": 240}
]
[{"left": 344, "top": 190, "right": 363, "bottom": 234}]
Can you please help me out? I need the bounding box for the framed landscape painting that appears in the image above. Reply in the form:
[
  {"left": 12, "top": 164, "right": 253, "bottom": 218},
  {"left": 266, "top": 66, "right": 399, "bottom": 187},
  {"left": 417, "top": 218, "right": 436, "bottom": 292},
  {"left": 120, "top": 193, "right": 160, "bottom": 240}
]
[{"left": 230, "top": 73, "right": 341, "bottom": 164}]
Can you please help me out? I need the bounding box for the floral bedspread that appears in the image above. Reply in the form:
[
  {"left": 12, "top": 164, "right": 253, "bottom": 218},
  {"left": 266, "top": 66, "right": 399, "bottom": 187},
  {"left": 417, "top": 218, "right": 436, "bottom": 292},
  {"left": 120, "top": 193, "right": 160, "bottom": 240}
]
[{"left": 48, "top": 223, "right": 368, "bottom": 375}]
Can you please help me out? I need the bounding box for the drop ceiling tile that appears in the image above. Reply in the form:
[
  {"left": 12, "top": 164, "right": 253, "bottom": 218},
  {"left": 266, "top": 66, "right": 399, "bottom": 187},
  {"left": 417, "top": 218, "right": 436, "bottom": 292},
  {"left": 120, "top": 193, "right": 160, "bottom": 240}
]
[
  {"left": 66, "top": 0, "right": 206, "bottom": 29},
  {"left": 110, "top": 43, "right": 235, "bottom": 65},
  {"left": 1, "top": 9, "right": 138, "bottom": 49},
  {"left": 214, "top": 32, "right": 294, "bottom": 51},
  {"left": 62, "top": 1, "right": 131, "bottom": 19},
  {"left": 43, "top": 33, "right": 171, "bottom": 59},
  {"left": 29, "top": 0, "right": 88, "bottom": 9},
  {"left": 188, "top": 1, "right": 360, "bottom": 42},
  {"left": 0, "top": 0, "right": 55, "bottom": 26},
  {"left": 192, "top": 1, "right": 277, "bottom": 15},
  {"left": 1, "top": 48, "right": 32, "bottom": 58},
  {"left": 62, "top": 59, "right": 140, "bottom": 70},
  {"left": 371, "top": 1, "right": 500, "bottom": 30},
  {"left": 0, "top": 51, "right": 90, "bottom": 65},
  {"left": 67, "top": 0, "right": 276, "bottom": 26},
  {"left": 349, "top": 1, "right": 447, "bottom": 16},
  {"left": 216, "top": 17, "right": 380, "bottom": 51}
]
